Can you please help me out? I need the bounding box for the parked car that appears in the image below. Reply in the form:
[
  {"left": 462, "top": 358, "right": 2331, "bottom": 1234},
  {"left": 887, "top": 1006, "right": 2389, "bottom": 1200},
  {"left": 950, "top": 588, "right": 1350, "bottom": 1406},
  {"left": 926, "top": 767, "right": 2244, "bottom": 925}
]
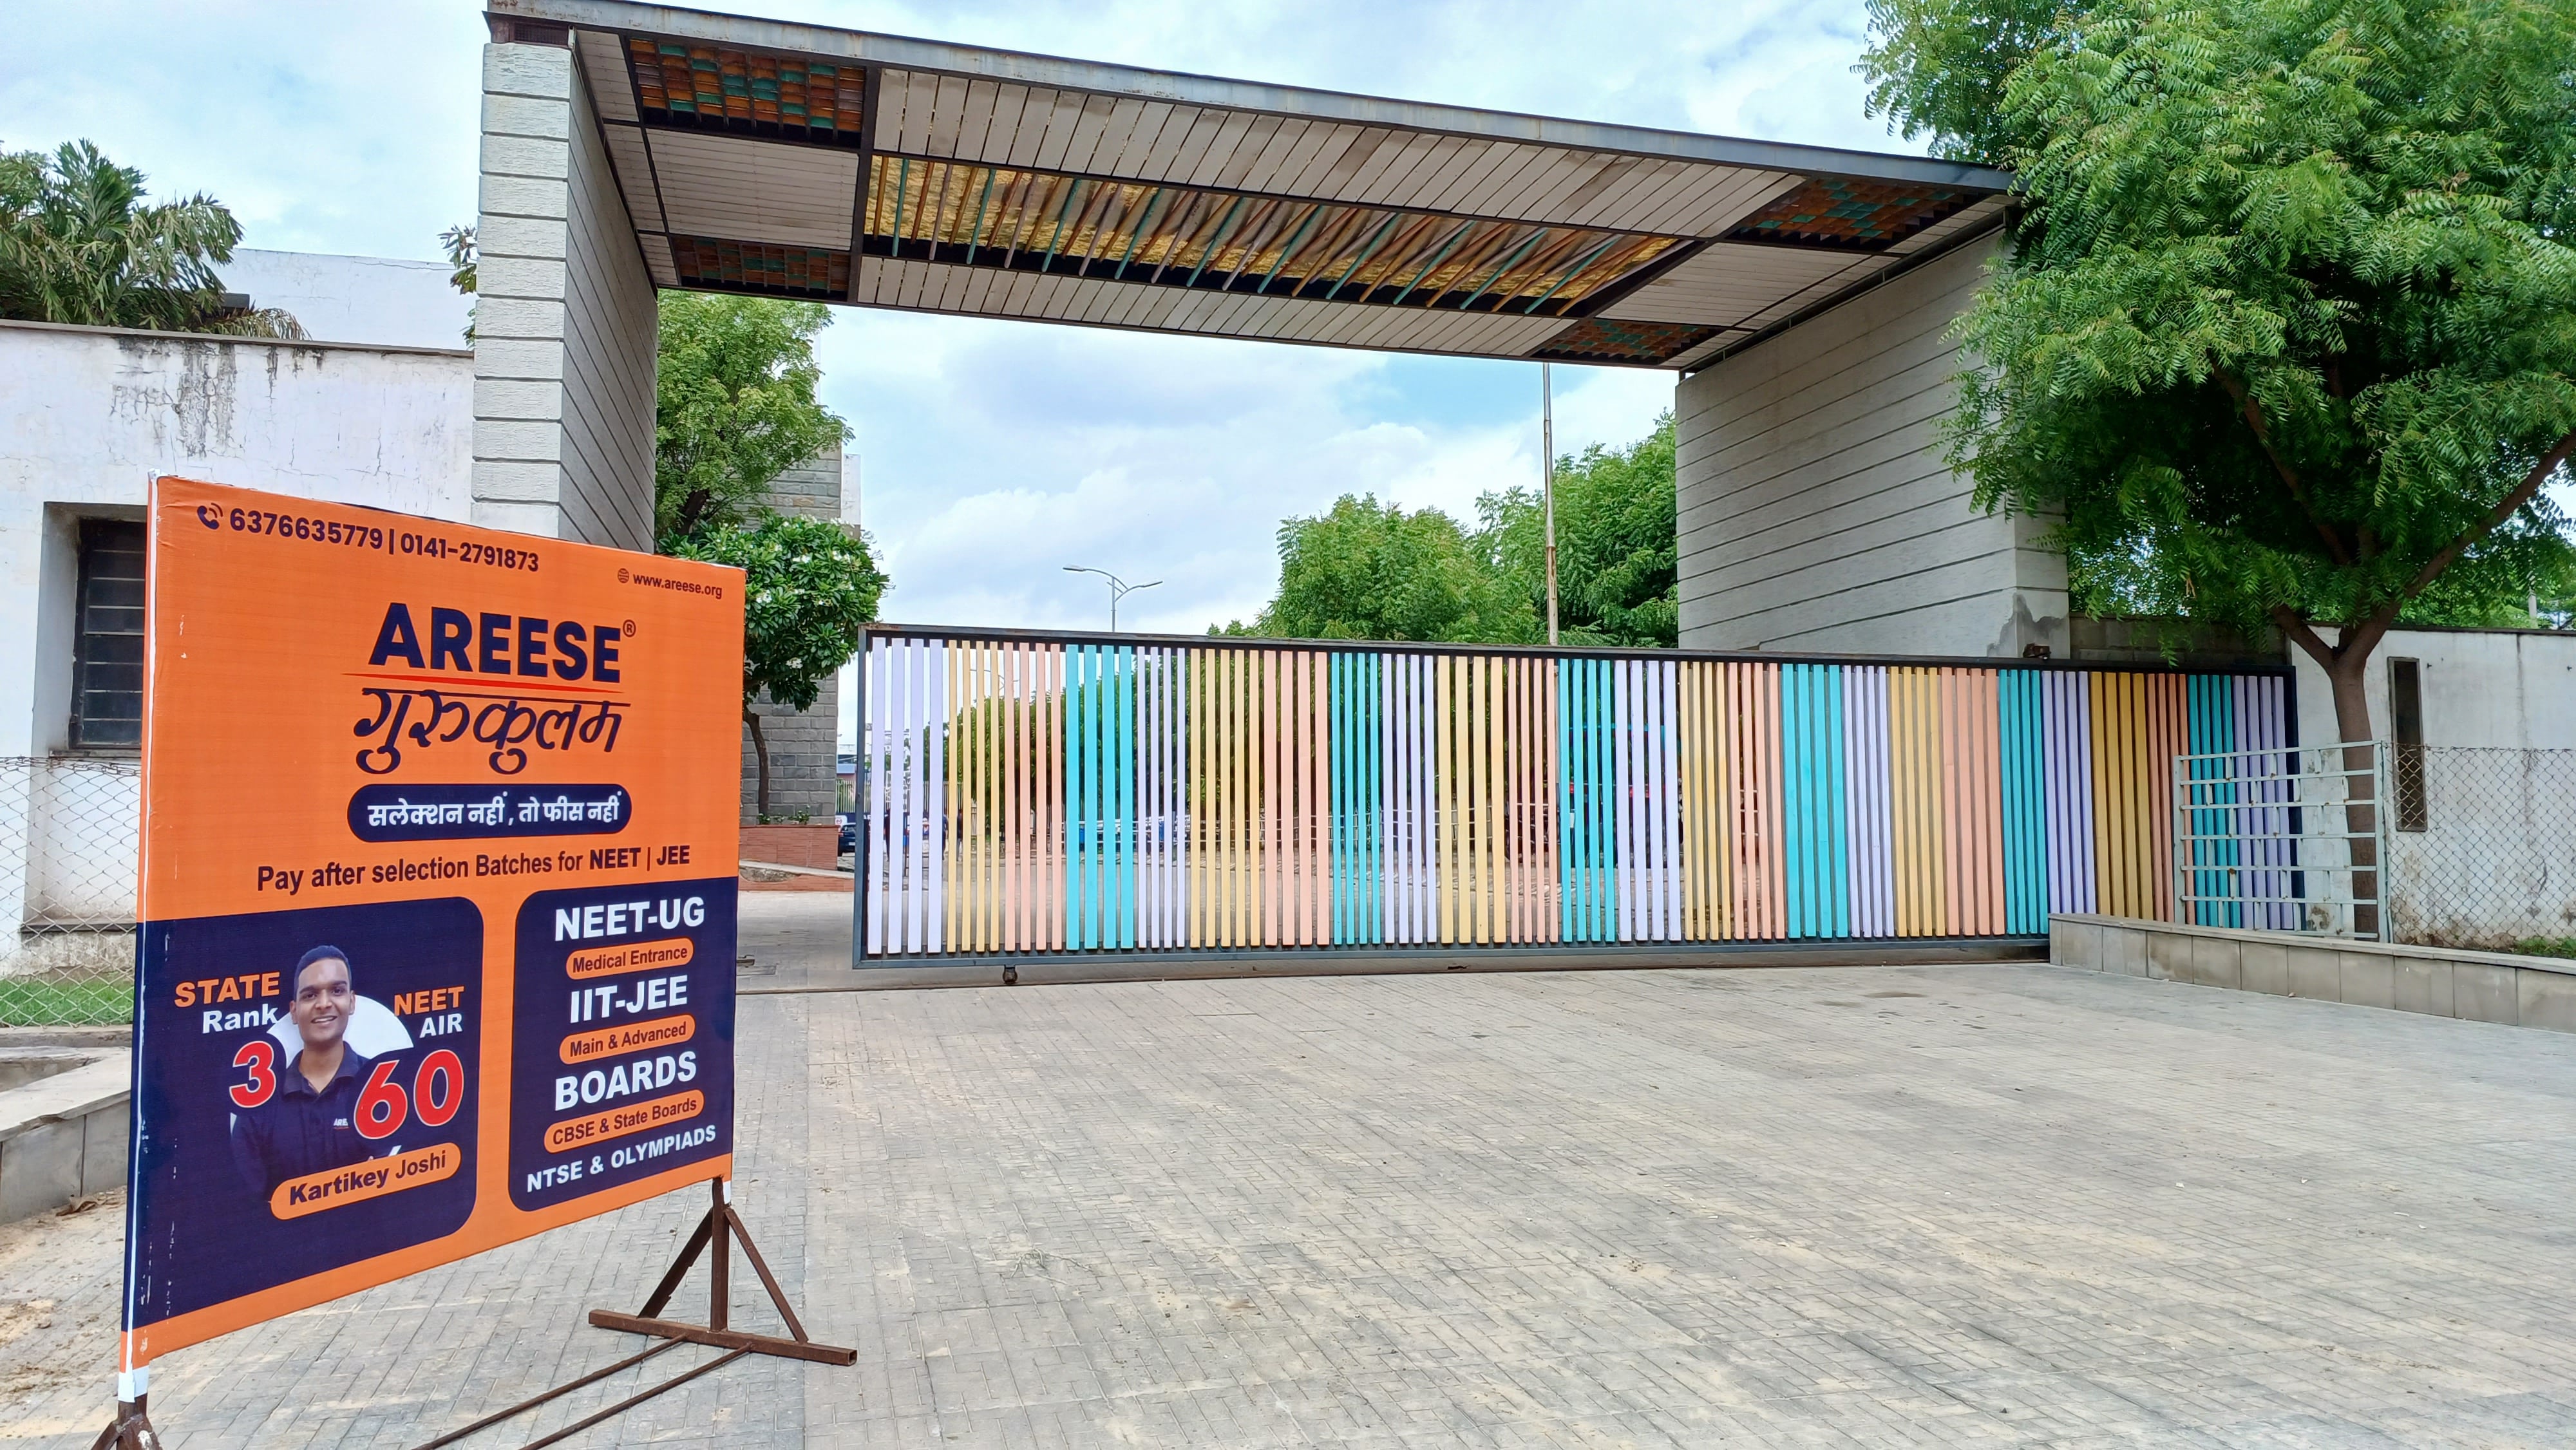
[{"left": 835, "top": 812, "right": 856, "bottom": 856}]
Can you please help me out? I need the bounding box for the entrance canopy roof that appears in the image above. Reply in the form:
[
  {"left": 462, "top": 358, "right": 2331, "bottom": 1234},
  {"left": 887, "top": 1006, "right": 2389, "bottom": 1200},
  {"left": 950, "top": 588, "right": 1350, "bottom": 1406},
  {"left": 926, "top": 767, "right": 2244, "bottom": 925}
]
[{"left": 489, "top": 0, "right": 2011, "bottom": 370}]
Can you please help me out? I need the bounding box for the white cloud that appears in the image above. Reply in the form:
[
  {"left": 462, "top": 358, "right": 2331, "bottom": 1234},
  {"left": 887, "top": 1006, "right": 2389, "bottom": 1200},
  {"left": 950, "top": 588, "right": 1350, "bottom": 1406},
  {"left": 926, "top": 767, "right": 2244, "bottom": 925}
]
[
  {"left": 8, "top": 0, "right": 1922, "bottom": 751},
  {"left": 0, "top": 3, "right": 487, "bottom": 260}
]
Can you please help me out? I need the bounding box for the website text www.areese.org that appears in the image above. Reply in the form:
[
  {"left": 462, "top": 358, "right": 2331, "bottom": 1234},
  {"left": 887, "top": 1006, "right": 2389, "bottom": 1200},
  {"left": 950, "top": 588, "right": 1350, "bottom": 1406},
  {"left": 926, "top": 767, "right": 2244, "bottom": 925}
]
[{"left": 619, "top": 565, "right": 726, "bottom": 599}]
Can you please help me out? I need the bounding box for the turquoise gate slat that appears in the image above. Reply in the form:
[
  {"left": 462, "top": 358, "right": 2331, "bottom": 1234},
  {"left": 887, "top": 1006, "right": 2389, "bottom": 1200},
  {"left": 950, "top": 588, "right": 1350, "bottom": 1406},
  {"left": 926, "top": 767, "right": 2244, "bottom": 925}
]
[
  {"left": 1331, "top": 652, "right": 1383, "bottom": 945},
  {"left": 1780, "top": 664, "right": 1849, "bottom": 938},
  {"left": 1559, "top": 657, "right": 1618, "bottom": 941},
  {"left": 1065, "top": 643, "right": 1137, "bottom": 948},
  {"left": 2185, "top": 675, "right": 2241, "bottom": 928},
  {"left": 1997, "top": 670, "right": 2050, "bottom": 934}
]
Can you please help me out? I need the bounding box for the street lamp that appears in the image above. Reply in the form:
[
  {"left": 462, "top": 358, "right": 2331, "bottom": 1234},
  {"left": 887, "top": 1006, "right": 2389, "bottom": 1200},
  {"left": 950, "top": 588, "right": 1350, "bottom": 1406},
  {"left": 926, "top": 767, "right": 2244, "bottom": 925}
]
[
  {"left": 1063, "top": 566, "right": 1160, "bottom": 632},
  {"left": 1541, "top": 361, "right": 1559, "bottom": 647}
]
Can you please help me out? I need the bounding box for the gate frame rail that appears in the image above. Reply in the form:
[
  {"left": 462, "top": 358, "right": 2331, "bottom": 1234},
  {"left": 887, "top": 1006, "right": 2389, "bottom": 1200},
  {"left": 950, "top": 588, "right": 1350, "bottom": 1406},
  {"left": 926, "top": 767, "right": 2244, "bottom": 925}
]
[{"left": 2172, "top": 739, "right": 2388, "bottom": 942}]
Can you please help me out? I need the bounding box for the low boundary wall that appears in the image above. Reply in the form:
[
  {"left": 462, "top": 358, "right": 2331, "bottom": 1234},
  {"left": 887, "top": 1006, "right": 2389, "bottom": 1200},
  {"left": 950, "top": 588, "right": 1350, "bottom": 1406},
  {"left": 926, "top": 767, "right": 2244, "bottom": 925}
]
[
  {"left": 2050, "top": 913, "right": 2576, "bottom": 1032},
  {"left": 0, "top": 1046, "right": 128, "bottom": 1221}
]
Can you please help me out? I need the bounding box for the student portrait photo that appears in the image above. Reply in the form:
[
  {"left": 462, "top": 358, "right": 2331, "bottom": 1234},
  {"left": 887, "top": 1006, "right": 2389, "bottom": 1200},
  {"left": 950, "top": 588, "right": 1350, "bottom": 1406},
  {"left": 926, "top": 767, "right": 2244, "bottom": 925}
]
[{"left": 230, "top": 945, "right": 392, "bottom": 1197}]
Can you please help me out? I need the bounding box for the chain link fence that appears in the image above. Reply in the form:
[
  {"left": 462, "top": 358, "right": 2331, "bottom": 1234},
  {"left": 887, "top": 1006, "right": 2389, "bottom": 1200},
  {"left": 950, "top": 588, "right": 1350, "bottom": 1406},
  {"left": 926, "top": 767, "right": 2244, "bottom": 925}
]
[
  {"left": 0, "top": 756, "right": 139, "bottom": 1027},
  {"left": 2389, "top": 746, "right": 2576, "bottom": 953}
]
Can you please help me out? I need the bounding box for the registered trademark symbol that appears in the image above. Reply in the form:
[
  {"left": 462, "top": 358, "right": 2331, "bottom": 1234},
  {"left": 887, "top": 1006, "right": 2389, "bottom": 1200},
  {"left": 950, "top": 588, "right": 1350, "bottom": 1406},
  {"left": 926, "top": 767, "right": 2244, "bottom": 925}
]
[{"left": 623, "top": 619, "right": 637, "bottom": 636}]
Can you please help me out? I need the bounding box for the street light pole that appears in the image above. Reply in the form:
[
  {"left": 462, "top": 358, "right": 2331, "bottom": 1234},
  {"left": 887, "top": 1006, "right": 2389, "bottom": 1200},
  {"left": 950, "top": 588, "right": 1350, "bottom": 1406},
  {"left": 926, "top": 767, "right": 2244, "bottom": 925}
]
[
  {"left": 1063, "top": 566, "right": 1162, "bottom": 632},
  {"left": 1542, "top": 361, "right": 1559, "bottom": 647}
]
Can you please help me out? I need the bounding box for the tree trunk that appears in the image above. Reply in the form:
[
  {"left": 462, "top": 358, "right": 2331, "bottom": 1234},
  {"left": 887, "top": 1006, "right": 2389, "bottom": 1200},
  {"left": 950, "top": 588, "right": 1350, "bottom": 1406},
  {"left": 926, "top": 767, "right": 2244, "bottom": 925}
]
[
  {"left": 2323, "top": 641, "right": 2381, "bottom": 940},
  {"left": 673, "top": 487, "right": 714, "bottom": 540},
  {"left": 2259, "top": 429, "right": 2576, "bottom": 941},
  {"left": 2276, "top": 610, "right": 2389, "bottom": 939},
  {"left": 744, "top": 704, "right": 771, "bottom": 822}
]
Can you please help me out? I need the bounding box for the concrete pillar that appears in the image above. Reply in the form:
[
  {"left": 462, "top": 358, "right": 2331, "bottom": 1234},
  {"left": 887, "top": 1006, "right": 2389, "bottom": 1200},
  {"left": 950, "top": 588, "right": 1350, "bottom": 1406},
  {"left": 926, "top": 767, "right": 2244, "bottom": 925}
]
[
  {"left": 1674, "top": 237, "right": 2067, "bottom": 658},
  {"left": 739, "top": 451, "right": 845, "bottom": 824},
  {"left": 473, "top": 33, "right": 658, "bottom": 550}
]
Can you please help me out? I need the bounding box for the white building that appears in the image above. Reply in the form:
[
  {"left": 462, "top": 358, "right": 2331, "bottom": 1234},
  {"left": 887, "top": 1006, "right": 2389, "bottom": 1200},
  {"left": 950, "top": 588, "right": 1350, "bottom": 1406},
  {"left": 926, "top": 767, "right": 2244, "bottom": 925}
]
[
  {"left": 0, "top": 254, "right": 476, "bottom": 935},
  {"left": 0, "top": 245, "right": 847, "bottom": 943}
]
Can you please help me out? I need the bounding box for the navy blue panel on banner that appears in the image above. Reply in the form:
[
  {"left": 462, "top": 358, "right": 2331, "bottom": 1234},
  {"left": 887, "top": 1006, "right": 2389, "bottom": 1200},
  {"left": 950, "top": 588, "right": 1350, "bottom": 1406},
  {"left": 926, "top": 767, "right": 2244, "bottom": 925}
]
[
  {"left": 128, "top": 899, "right": 484, "bottom": 1326},
  {"left": 346, "top": 784, "right": 633, "bottom": 842},
  {"left": 506, "top": 877, "right": 735, "bottom": 1212}
]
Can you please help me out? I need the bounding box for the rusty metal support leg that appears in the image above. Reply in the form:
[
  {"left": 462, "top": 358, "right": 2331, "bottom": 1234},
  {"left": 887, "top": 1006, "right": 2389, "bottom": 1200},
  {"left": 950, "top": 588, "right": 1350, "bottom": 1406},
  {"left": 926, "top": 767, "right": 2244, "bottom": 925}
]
[
  {"left": 708, "top": 1177, "right": 729, "bottom": 1333},
  {"left": 586, "top": 1177, "right": 855, "bottom": 1367},
  {"left": 408, "top": 1339, "right": 685, "bottom": 1450},
  {"left": 513, "top": 1350, "right": 750, "bottom": 1450},
  {"left": 405, "top": 1177, "right": 852, "bottom": 1449},
  {"left": 724, "top": 1205, "right": 810, "bottom": 1343},
  {"left": 636, "top": 1205, "right": 717, "bottom": 1320},
  {"left": 90, "top": 1397, "right": 158, "bottom": 1450}
]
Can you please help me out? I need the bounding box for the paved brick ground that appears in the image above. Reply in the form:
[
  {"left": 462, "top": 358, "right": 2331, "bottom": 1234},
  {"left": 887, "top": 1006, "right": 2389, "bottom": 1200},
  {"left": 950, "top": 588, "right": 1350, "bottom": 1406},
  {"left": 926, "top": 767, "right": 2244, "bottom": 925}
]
[{"left": 7, "top": 908, "right": 2576, "bottom": 1446}]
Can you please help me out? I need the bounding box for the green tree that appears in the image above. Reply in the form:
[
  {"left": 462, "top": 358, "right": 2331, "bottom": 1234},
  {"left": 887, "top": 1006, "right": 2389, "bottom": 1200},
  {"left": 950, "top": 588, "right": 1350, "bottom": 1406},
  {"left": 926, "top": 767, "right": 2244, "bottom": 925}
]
[
  {"left": 1236, "top": 494, "right": 1535, "bottom": 643},
  {"left": 1861, "top": 0, "right": 2067, "bottom": 164},
  {"left": 655, "top": 293, "right": 848, "bottom": 543},
  {"left": 438, "top": 223, "right": 475, "bottom": 343},
  {"left": 667, "top": 514, "right": 887, "bottom": 818},
  {"left": 0, "top": 139, "right": 298, "bottom": 336},
  {"left": 1871, "top": 0, "right": 2576, "bottom": 751},
  {"left": 1482, "top": 413, "right": 1680, "bottom": 646}
]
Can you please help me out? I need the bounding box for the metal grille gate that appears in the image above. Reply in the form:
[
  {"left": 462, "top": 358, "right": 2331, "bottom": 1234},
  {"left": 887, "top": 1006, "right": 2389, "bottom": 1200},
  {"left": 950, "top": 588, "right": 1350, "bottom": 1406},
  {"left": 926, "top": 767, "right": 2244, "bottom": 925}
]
[{"left": 855, "top": 627, "right": 2295, "bottom": 962}]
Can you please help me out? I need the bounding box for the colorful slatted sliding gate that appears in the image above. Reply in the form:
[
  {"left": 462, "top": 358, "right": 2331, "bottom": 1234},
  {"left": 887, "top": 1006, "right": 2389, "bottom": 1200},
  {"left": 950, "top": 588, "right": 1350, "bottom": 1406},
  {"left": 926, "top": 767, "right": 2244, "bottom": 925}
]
[{"left": 855, "top": 627, "right": 2296, "bottom": 962}]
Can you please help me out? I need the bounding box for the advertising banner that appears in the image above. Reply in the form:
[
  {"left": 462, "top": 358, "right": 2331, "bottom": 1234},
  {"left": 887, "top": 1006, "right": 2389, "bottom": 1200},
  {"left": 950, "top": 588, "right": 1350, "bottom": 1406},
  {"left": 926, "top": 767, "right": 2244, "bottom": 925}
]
[{"left": 122, "top": 478, "right": 746, "bottom": 1379}]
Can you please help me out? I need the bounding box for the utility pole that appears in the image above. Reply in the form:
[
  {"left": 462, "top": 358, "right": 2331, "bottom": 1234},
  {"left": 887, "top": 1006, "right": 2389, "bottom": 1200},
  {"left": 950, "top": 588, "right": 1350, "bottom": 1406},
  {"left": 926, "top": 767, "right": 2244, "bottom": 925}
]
[
  {"left": 1063, "top": 566, "right": 1160, "bottom": 632},
  {"left": 1542, "top": 361, "right": 1559, "bottom": 646}
]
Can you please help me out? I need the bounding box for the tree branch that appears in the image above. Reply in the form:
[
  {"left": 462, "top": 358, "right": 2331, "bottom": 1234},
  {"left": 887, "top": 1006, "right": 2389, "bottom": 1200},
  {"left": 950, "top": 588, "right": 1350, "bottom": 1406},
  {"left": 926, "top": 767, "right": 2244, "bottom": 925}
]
[
  {"left": 2217, "top": 369, "right": 2353, "bottom": 567},
  {"left": 2270, "top": 603, "right": 2340, "bottom": 671},
  {"left": 2322, "top": 428, "right": 2576, "bottom": 673},
  {"left": 2392, "top": 428, "right": 2576, "bottom": 608}
]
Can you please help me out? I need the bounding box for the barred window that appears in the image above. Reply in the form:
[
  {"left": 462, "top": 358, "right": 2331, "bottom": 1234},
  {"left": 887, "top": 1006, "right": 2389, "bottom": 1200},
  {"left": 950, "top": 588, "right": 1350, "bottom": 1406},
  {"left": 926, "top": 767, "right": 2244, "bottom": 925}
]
[
  {"left": 2389, "top": 657, "right": 2427, "bottom": 832},
  {"left": 70, "top": 518, "right": 146, "bottom": 751}
]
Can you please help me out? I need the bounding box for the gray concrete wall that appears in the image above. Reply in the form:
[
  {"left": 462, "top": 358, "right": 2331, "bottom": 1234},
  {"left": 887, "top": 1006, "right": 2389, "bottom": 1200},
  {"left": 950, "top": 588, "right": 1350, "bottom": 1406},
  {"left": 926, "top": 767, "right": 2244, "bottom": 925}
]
[
  {"left": 1674, "top": 236, "right": 2067, "bottom": 657},
  {"left": 0, "top": 321, "right": 471, "bottom": 935},
  {"left": 743, "top": 692, "right": 840, "bottom": 824},
  {"left": 0, "top": 322, "right": 472, "bottom": 759},
  {"left": 2281, "top": 627, "right": 2576, "bottom": 949},
  {"left": 2050, "top": 913, "right": 2576, "bottom": 1032},
  {"left": 740, "top": 451, "right": 844, "bottom": 824},
  {"left": 2291, "top": 626, "right": 2576, "bottom": 749},
  {"left": 473, "top": 37, "right": 658, "bottom": 551}
]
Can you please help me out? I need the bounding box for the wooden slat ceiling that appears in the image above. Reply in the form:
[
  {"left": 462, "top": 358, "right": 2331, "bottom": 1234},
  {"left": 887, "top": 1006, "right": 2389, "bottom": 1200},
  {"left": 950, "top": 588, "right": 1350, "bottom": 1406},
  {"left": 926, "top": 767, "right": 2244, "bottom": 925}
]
[{"left": 535, "top": 5, "right": 2009, "bottom": 369}]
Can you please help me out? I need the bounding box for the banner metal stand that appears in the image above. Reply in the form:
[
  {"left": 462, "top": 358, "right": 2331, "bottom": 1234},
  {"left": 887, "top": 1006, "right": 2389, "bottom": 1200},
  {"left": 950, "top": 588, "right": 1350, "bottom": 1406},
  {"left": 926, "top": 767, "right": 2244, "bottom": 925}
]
[
  {"left": 100, "top": 1179, "right": 849, "bottom": 1450},
  {"left": 90, "top": 1400, "right": 156, "bottom": 1450},
  {"left": 413, "top": 1178, "right": 855, "bottom": 1449}
]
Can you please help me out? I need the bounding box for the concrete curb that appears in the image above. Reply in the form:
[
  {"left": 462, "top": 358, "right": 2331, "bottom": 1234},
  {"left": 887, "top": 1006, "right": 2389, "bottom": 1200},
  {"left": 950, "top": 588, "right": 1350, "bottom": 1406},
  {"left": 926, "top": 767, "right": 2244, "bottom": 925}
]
[
  {"left": 0, "top": 1050, "right": 129, "bottom": 1223},
  {"left": 2049, "top": 913, "right": 2576, "bottom": 1031},
  {"left": 756, "top": 937, "right": 2048, "bottom": 992}
]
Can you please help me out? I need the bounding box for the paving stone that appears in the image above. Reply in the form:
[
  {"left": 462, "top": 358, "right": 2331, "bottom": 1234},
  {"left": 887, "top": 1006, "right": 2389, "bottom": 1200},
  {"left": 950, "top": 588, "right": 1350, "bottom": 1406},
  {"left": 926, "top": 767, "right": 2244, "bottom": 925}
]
[{"left": 5, "top": 907, "right": 2576, "bottom": 1446}]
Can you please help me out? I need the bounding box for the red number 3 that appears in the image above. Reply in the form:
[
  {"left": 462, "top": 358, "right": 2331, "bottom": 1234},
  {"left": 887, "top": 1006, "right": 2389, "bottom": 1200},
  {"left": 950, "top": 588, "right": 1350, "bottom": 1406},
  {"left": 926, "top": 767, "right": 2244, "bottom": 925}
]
[{"left": 231, "top": 1040, "right": 276, "bottom": 1108}]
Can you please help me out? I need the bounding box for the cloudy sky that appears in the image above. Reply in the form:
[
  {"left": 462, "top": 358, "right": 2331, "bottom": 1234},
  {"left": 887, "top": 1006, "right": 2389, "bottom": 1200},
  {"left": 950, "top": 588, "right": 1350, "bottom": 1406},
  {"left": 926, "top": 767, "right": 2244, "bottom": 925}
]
[{"left": 3, "top": 0, "right": 1926, "bottom": 735}]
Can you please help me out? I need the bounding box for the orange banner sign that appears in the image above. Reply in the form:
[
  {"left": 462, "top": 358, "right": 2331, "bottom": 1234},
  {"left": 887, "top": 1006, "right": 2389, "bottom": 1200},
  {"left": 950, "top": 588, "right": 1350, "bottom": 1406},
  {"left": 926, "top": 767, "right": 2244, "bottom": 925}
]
[{"left": 123, "top": 478, "right": 744, "bottom": 1379}]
